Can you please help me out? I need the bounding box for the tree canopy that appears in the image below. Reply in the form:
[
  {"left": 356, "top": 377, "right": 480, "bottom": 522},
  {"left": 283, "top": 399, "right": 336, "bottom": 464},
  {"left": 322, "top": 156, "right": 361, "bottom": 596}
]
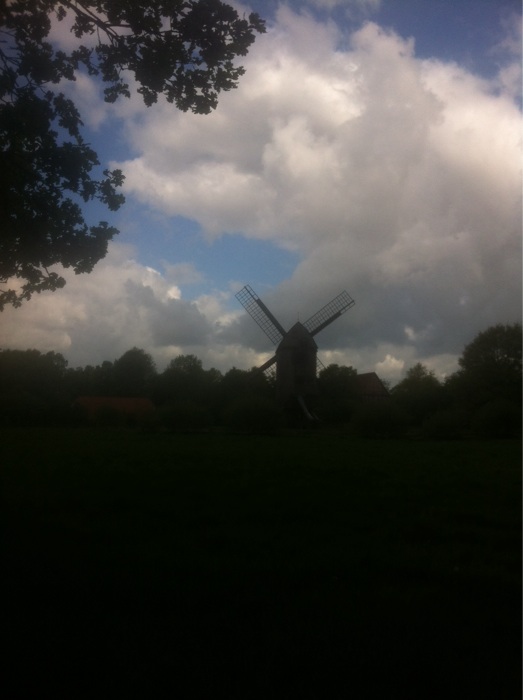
[
  {"left": 458, "top": 323, "right": 522, "bottom": 376},
  {"left": 391, "top": 362, "right": 444, "bottom": 425},
  {"left": 0, "top": 323, "right": 521, "bottom": 436},
  {"left": 451, "top": 323, "right": 522, "bottom": 407},
  {"left": 0, "top": 1, "right": 265, "bottom": 309}
]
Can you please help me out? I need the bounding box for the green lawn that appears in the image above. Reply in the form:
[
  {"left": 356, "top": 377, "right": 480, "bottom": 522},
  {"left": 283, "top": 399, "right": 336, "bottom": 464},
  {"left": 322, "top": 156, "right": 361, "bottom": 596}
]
[{"left": 3, "top": 429, "right": 521, "bottom": 698}]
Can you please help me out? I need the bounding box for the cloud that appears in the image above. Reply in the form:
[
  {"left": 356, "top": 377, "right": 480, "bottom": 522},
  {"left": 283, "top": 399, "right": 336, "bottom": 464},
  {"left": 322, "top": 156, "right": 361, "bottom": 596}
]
[
  {"left": 307, "top": 0, "right": 381, "bottom": 18},
  {"left": 492, "top": 11, "right": 522, "bottom": 101},
  {"left": 3, "top": 7, "right": 521, "bottom": 383},
  {"left": 111, "top": 11, "right": 520, "bottom": 370},
  {"left": 161, "top": 262, "right": 205, "bottom": 287},
  {"left": 1, "top": 242, "right": 276, "bottom": 373},
  {"left": 0, "top": 245, "right": 224, "bottom": 369},
  {"left": 494, "top": 9, "right": 523, "bottom": 59}
]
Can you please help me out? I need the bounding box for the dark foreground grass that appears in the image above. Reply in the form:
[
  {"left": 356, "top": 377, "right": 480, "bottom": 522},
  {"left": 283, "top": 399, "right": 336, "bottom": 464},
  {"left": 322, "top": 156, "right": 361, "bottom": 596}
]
[{"left": 2, "top": 429, "right": 521, "bottom": 698}]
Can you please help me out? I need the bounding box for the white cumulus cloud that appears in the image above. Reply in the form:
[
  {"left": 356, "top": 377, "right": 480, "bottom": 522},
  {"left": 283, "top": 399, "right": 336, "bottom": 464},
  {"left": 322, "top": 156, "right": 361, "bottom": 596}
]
[
  {"left": 111, "top": 11, "right": 520, "bottom": 372},
  {"left": 2, "top": 7, "right": 521, "bottom": 383}
]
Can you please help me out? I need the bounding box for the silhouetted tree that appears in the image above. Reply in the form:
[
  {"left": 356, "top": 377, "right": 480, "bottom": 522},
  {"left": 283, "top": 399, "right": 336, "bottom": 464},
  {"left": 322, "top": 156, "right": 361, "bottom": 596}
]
[
  {"left": 157, "top": 354, "right": 202, "bottom": 402},
  {"left": 0, "top": 348, "right": 68, "bottom": 399},
  {"left": 316, "top": 363, "right": 358, "bottom": 424},
  {"left": 156, "top": 354, "right": 221, "bottom": 403},
  {"left": 111, "top": 347, "right": 156, "bottom": 397},
  {"left": 153, "top": 354, "right": 221, "bottom": 430},
  {"left": 65, "top": 359, "right": 116, "bottom": 398},
  {"left": 391, "top": 363, "right": 445, "bottom": 426},
  {"left": 0, "top": 348, "right": 69, "bottom": 424},
  {"left": 451, "top": 323, "right": 522, "bottom": 408},
  {"left": 0, "top": 1, "right": 265, "bottom": 308},
  {"left": 219, "top": 367, "right": 272, "bottom": 404},
  {"left": 169, "top": 354, "right": 205, "bottom": 374},
  {"left": 318, "top": 364, "right": 358, "bottom": 401},
  {"left": 218, "top": 367, "right": 280, "bottom": 431},
  {"left": 444, "top": 323, "right": 522, "bottom": 438}
]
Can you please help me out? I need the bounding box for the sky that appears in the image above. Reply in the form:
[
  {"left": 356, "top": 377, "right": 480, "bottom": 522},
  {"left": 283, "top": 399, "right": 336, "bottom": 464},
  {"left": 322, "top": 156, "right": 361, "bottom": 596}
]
[{"left": 1, "top": 0, "right": 521, "bottom": 383}]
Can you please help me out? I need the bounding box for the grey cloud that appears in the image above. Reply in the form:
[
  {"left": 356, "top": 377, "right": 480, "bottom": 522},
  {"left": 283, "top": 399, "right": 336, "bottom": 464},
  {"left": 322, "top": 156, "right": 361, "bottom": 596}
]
[
  {"left": 3, "top": 9, "right": 521, "bottom": 382},
  {"left": 125, "top": 281, "right": 212, "bottom": 347}
]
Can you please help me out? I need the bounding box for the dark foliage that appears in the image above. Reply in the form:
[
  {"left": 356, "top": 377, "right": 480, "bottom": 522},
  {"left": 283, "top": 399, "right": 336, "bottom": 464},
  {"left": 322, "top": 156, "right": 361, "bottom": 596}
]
[
  {"left": 391, "top": 362, "right": 446, "bottom": 426},
  {"left": 351, "top": 401, "right": 408, "bottom": 439},
  {"left": 155, "top": 400, "right": 213, "bottom": 432},
  {"left": 0, "top": 347, "right": 67, "bottom": 401},
  {"left": 223, "top": 395, "right": 283, "bottom": 433},
  {"left": 153, "top": 354, "right": 222, "bottom": 426},
  {"left": 0, "top": 323, "right": 521, "bottom": 436},
  {"left": 111, "top": 346, "right": 157, "bottom": 396},
  {"left": 470, "top": 399, "right": 522, "bottom": 440},
  {"left": 0, "top": 1, "right": 265, "bottom": 308},
  {"left": 316, "top": 363, "right": 359, "bottom": 424},
  {"left": 449, "top": 323, "right": 522, "bottom": 408},
  {"left": 421, "top": 407, "right": 468, "bottom": 440}
]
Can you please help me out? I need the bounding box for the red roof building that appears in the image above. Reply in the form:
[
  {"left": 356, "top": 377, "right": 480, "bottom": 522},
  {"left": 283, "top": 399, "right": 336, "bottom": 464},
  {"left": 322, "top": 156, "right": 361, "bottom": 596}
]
[
  {"left": 73, "top": 396, "right": 155, "bottom": 422},
  {"left": 355, "top": 373, "right": 389, "bottom": 401}
]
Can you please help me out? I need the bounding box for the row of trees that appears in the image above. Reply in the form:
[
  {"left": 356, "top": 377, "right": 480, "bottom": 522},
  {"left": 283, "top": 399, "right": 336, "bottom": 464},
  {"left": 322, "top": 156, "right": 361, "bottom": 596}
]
[
  {"left": 316, "top": 324, "right": 521, "bottom": 439},
  {"left": 390, "top": 323, "right": 521, "bottom": 439},
  {"left": 0, "top": 347, "right": 275, "bottom": 429},
  {"left": 0, "top": 323, "right": 521, "bottom": 437}
]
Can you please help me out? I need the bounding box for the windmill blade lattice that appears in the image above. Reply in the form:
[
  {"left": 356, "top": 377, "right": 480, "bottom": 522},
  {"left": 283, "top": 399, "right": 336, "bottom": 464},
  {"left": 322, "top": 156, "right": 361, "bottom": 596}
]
[
  {"left": 304, "top": 290, "right": 355, "bottom": 337},
  {"left": 259, "top": 354, "right": 277, "bottom": 379},
  {"left": 235, "top": 285, "right": 286, "bottom": 345}
]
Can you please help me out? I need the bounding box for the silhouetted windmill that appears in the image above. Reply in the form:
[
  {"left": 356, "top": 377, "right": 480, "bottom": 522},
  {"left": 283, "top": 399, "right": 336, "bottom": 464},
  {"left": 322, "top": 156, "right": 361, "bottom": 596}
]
[{"left": 236, "top": 285, "right": 355, "bottom": 418}]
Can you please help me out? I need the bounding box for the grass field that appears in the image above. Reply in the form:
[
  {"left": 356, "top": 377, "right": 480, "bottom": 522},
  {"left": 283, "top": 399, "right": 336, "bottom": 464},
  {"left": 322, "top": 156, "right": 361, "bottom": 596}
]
[{"left": 3, "top": 429, "right": 521, "bottom": 698}]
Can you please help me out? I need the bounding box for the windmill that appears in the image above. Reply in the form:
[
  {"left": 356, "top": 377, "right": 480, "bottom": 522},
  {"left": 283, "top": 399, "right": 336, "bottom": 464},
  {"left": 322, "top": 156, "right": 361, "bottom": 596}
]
[{"left": 235, "top": 285, "right": 355, "bottom": 418}]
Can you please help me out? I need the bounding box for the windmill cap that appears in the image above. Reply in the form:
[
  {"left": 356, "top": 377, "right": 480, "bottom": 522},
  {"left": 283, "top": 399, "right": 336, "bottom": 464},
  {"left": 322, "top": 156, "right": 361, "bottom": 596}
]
[{"left": 277, "top": 322, "right": 318, "bottom": 350}]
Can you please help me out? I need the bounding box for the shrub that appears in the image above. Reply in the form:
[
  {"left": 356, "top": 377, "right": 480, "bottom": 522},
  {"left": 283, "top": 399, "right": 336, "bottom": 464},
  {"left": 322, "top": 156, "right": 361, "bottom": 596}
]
[
  {"left": 470, "top": 400, "right": 522, "bottom": 439},
  {"left": 0, "top": 392, "right": 55, "bottom": 427},
  {"left": 422, "top": 408, "right": 468, "bottom": 440},
  {"left": 93, "top": 405, "right": 127, "bottom": 428},
  {"left": 158, "top": 401, "right": 213, "bottom": 432},
  {"left": 316, "top": 398, "right": 358, "bottom": 426},
  {"left": 223, "top": 397, "right": 284, "bottom": 434},
  {"left": 350, "top": 401, "right": 407, "bottom": 439}
]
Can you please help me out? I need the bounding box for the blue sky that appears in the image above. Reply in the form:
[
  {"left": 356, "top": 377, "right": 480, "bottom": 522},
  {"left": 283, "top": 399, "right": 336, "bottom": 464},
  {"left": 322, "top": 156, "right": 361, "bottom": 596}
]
[{"left": 2, "top": 0, "right": 521, "bottom": 382}]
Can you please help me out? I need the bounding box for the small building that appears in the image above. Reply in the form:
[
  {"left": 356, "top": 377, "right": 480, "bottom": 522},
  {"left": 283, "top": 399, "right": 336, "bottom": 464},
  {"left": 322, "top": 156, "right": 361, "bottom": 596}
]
[
  {"left": 355, "top": 373, "right": 389, "bottom": 401},
  {"left": 73, "top": 396, "right": 155, "bottom": 424}
]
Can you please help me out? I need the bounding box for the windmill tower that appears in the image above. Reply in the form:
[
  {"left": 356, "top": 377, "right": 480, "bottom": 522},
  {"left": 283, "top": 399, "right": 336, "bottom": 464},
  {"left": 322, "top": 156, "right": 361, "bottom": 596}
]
[{"left": 235, "top": 285, "right": 355, "bottom": 417}]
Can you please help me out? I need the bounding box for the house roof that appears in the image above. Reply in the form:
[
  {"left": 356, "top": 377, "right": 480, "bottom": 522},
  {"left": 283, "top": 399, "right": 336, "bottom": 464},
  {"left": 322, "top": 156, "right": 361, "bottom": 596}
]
[{"left": 355, "top": 372, "right": 389, "bottom": 399}]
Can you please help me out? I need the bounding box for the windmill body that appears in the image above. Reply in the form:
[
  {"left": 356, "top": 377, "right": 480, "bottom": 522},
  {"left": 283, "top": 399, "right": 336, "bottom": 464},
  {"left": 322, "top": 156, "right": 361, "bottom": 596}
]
[
  {"left": 276, "top": 321, "right": 318, "bottom": 403},
  {"left": 236, "top": 285, "right": 355, "bottom": 414}
]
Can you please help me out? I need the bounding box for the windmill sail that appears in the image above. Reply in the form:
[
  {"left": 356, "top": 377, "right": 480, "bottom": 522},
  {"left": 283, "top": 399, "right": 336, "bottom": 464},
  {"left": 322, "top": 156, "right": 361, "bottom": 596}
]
[
  {"left": 235, "top": 285, "right": 286, "bottom": 345},
  {"left": 303, "top": 291, "right": 355, "bottom": 337},
  {"left": 258, "top": 354, "right": 277, "bottom": 373}
]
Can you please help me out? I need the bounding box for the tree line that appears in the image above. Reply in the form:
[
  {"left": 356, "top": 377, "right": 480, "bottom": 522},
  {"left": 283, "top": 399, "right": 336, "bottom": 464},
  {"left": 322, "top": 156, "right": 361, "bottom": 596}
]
[{"left": 0, "top": 323, "right": 520, "bottom": 437}]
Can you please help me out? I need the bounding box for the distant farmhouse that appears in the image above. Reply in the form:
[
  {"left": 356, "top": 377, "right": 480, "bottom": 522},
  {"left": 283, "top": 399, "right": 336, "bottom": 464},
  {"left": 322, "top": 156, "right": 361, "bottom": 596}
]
[
  {"left": 73, "top": 397, "right": 155, "bottom": 425},
  {"left": 355, "top": 372, "right": 389, "bottom": 401}
]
